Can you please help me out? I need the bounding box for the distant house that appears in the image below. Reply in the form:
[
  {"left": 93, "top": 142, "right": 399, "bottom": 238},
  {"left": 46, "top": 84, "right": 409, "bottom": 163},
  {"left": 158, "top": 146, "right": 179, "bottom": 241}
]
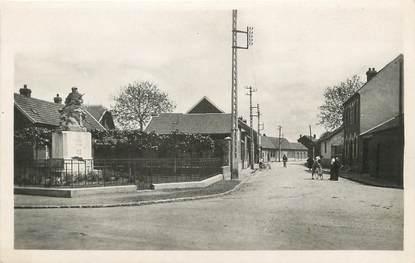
[
  {"left": 260, "top": 135, "right": 308, "bottom": 162},
  {"left": 14, "top": 85, "right": 108, "bottom": 160},
  {"left": 85, "top": 105, "right": 116, "bottom": 130},
  {"left": 317, "top": 126, "right": 344, "bottom": 164},
  {"left": 145, "top": 96, "right": 258, "bottom": 171},
  {"left": 343, "top": 54, "right": 404, "bottom": 184}
]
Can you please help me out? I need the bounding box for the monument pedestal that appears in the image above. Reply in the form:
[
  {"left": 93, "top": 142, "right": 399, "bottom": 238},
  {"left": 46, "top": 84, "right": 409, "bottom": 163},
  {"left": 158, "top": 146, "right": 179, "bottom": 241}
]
[
  {"left": 52, "top": 131, "right": 93, "bottom": 175},
  {"left": 52, "top": 131, "right": 92, "bottom": 159}
]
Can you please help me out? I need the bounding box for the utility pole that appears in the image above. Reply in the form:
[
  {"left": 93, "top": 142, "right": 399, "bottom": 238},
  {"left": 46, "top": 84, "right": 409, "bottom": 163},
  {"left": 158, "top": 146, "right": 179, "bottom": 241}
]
[
  {"left": 246, "top": 86, "right": 257, "bottom": 169},
  {"left": 256, "top": 103, "right": 263, "bottom": 162},
  {"left": 278, "top": 125, "right": 282, "bottom": 162},
  {"left": 309, "top": 124, "right": 315, "bottom": 159},
  {"left": 230, "top": 10, "right": 253, "bottom": 179}
]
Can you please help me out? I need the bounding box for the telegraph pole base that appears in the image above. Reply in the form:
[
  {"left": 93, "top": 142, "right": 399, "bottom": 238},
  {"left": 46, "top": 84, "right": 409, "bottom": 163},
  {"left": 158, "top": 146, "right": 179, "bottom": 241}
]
[{"left": 231, "top": 168, "right": 239, "bottom": 180}]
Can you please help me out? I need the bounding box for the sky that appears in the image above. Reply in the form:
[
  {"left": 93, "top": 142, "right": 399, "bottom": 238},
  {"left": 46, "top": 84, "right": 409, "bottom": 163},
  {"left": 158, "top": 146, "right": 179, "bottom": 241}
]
[{"left": 9, "top": 1, "right": 403, "bottom": 141}]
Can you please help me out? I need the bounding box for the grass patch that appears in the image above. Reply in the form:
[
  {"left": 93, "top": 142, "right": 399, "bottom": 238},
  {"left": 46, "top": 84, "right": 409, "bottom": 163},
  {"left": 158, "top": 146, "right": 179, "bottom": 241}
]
[{"left": 15, "top": 180, "right": 241, "bottom": 207}]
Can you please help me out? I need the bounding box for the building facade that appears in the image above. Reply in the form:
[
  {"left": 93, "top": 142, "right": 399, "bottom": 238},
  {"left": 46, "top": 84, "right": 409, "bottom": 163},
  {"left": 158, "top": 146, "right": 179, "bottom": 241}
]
[
  {"left": 343, "top": 93, "right": 360, "bottom": 168},
  {"left": 145, "top": 96, "right": 259, "bottom": 172},
  {"left": 343, "top": 54, "right": 404, "bottom": 184},
  {"left": 260, "top": 135, "right": 308, "bottom": 163},
  {"left": 318, "top": 126, "right": 344, "bottom": 167},
  {"left": 85, "top": 105, "right": 116, "bottom": 130}
]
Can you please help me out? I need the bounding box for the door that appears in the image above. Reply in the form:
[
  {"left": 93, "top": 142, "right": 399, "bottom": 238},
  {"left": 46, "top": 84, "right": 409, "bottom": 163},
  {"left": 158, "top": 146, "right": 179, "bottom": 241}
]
[
  {"left": 375, "top": 143, "right": 380, "bottom": 177},
  {"left": 362, "top": 139, "right": 370, "bottom": 173}
]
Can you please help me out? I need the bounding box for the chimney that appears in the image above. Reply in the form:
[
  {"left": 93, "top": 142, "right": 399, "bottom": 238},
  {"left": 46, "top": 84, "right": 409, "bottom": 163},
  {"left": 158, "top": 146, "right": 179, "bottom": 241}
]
[
  {"left": 366, "top": 67, "right": 377, "bottom": 82},
  {"left": 54, "top": 94, "right": 62, "bottom": 104},
  {"left": 19, "top": 84, "right": 31, "bottom": 97}
]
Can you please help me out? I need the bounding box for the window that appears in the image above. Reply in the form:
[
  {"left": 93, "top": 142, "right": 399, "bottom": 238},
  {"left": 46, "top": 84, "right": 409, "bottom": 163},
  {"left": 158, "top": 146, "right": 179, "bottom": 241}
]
[
  {"left": 347, "top": 107, "right": 350, "bottom": 125},
  {"left": 345, "top": 138, "right": 348, "bottom": 158},
  {"left": 354, "top": 104, "right": 357, "bottom": 124},
  {"left": 324, "top": 142, "right": 327, "bottom": 153},
  {"left": 351, "top": 137, "right": 354, "bottom": 159},
  {"left": 355, "top": 136, "right": 358, "bottom": 158}
]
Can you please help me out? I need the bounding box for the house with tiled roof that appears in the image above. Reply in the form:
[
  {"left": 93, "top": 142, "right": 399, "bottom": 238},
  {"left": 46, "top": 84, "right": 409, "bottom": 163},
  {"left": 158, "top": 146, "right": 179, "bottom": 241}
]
[
  {"left": 15, "top": 86, "right": 106, "bottom": 131},
  {"left": 14, "top": 85, "right": 108, "bottom": 160},
  {"left": 85, "top": 105, "right": 115, "bottom": 130},
  {"left": 146, "top": 112, "right": 231, "bottom": 135},
  {"left": 260, "top": 135, "right": 307, "bottom": 162},
  {"left": 343, "top": 54, "right": 404, "bottom": 184},
  {"left": 186, "top": 96, "right": 225, "bottom": 114},
  {"left": 146, "top": 96, "right": 258, "bottom": 171},
  {"left": 317, "top": 126, "right": 344, "bottom": 165}
]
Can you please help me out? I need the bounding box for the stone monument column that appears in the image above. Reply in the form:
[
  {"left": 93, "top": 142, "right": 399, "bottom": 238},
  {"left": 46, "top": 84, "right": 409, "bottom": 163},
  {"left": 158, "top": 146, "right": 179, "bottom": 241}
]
[{"left": 52, "top": 87, "right": 93, "bottom": 175}]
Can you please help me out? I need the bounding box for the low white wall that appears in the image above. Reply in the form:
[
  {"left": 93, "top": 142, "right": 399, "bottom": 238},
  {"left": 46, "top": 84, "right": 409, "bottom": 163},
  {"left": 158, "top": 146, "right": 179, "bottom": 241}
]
[
  {"left": 14, "top": 185, "right": 137, "bottom": 198},
  {"left": 152, "top": 173, "right": 224, "bottom": 190}
]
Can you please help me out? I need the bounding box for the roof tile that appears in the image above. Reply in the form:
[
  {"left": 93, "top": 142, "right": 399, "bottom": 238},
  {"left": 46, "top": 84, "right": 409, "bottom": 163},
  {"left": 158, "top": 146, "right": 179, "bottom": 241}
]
[
  {"left": 145, "top": 113, "right": 231, "bottom": 134},
  {"left": 14, "top": 93, "right": 105, "bottom": 131}
]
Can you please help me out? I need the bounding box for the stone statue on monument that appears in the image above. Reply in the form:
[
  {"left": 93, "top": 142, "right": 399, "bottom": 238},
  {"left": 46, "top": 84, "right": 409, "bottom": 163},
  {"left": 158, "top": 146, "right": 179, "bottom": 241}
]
[{"left": 59, "top": 87, "right": 87, "bottom": 131}]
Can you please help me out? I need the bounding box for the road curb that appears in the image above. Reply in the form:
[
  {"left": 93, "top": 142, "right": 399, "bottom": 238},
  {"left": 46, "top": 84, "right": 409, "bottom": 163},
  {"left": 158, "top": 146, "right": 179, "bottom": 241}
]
[
  {"left": 339, "top": 174, "right": 403, "bottom": 189},
  {"left": 14, "top": 170, "right": 257, "bottom": 209},
  {"left": 319, "top": 168, "right": 402, "bottom": 189}
]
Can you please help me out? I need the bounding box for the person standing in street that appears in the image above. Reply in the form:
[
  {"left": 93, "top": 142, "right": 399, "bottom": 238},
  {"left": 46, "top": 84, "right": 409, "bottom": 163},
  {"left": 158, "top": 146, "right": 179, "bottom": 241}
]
[
  {"left": 311, "top": 156, "right": 318, "bottom": 180},
  {"left": 317, "top": 156, "right": 323, "bottom": 180},
  {"left": 311, "top": 156, "right": 323, "bottom": 180},
  {"left": 330, "top": 157, "right": 336, "bottom": 180},
  {"left": 330, "top": 157, "right": 341, "bottom": 181},
  {"left": 282, "top": 154, "right": 288, "bottom": 168}
]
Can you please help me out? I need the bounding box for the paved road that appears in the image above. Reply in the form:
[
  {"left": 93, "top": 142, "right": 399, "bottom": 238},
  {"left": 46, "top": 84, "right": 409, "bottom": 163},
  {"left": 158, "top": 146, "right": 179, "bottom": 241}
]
[{"left": 14, "top": 162, "right": 403, "bottom": 250}]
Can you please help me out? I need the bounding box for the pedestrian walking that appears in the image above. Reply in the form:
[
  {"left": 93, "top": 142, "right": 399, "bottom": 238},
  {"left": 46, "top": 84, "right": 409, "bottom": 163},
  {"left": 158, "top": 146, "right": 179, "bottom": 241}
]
[
  {"left": 311, "top": 156, "right": 323, "bottom": 180},
  {"left": 316, "top": 156, "right": 323, "bottom": 180},
  {"left": 282, "top": 154, "right": 288, "bottom": 168},
  {"left": 307, "top": 156, "right": 314, "bottom": 171},
  {"left": 330, "top": 157, "right": 341, "bottom": 181},
  {"left": 329, "top": 157, "right": 335, "bottom": 180},
  {"left": 311, "top": 156, "right": 318, "bottom": 180}
]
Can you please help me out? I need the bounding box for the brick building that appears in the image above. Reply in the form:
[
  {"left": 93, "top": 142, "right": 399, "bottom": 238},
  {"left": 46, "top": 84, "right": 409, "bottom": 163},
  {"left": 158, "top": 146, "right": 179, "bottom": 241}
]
[{"left": 343, "top": 54, "right": 404, "bottom": 184}]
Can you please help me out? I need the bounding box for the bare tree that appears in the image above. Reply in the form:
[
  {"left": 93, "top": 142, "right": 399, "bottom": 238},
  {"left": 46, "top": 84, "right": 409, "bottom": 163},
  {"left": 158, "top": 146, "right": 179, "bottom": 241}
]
[
  {"left": 318, "top": 75, "right": 364, "bottom": 130},
  {"left": 112, "top": 81, "right": 176, "bottom": 131}
]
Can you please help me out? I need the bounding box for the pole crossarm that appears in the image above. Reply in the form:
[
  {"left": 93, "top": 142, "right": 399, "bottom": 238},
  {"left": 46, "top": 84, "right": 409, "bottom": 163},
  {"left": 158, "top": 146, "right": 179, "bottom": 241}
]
[
  {"left": 230, "top": 9, "right": 253, "bottom": 178},
  {"left": 232, "top": 26, "right": 254, "bottom": 49},
  {"left": 246, "top": 85, "right": 256, "bottom": 169}
]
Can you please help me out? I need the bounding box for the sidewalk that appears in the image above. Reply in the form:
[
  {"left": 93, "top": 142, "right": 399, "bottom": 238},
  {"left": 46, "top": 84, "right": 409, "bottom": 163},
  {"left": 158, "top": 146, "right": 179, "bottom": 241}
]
[
  {"left": 14, "top": 169, "right": 259, "bottom": 208},
  {"left": 339, "top": 171, "right": 403, "bottom": 189},
  {"left": 321, "top": 168, "right": 402, "bottom": 189}
]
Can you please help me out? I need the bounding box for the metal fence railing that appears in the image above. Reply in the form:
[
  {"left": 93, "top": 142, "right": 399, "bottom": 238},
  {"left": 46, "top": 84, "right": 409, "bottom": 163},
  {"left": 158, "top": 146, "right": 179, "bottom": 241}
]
[{"left": 14, "top": 158, "right": 222, "bottom": 189}]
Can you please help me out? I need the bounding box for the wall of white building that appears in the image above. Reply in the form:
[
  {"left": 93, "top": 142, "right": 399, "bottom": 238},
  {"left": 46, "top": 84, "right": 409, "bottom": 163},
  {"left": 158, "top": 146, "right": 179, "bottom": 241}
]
[{"left": 359, "top": 56, "right": 401, "bottom": 134}]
